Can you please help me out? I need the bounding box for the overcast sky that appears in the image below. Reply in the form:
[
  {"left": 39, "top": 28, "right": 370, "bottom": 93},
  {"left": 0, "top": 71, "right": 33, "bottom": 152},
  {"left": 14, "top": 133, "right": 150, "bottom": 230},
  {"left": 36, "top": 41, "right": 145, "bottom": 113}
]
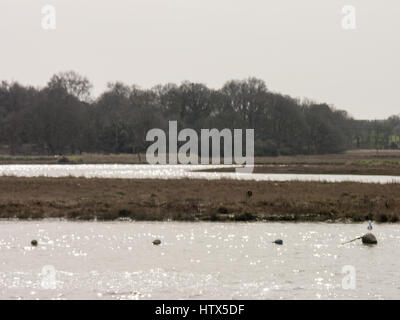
[{"left": 0, "top": 0, "right": 399, "bottom": 119}]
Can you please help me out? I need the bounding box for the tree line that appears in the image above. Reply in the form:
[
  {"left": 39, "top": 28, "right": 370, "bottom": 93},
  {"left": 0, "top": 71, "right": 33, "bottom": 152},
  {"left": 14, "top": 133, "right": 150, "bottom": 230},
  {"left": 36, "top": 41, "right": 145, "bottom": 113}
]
[{"left": 0, "top": 71, "right": 399, "bottom": 156}]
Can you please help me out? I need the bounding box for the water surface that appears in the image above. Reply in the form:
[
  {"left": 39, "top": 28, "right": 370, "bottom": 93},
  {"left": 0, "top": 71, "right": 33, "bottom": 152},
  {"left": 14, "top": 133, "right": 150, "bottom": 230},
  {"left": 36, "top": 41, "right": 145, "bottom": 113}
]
[
  {"left": 0, "top": 221, "right": 399, "bottom": 300},
  {"left": 0, "top": 164, "right": 399, "bottom": 183}
]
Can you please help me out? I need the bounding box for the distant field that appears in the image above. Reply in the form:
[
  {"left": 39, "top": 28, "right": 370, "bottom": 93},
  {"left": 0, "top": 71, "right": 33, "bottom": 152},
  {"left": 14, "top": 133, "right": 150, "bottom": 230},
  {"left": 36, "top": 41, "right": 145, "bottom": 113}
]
[
  {"left": 0, "top": 153, "right": 146, "bottom": 164},
  {"left": 0, "top": 176, "right": 399, "bottom": 223},
  {"left": 223, "top": 150, "right": 400, "bottom": 176}
]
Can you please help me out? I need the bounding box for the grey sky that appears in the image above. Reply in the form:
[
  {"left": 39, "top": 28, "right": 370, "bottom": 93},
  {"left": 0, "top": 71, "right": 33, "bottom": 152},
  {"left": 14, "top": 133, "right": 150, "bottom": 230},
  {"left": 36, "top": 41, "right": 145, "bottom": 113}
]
[{"left": 0, "top": 0, "right": 399, "bottom": 119}]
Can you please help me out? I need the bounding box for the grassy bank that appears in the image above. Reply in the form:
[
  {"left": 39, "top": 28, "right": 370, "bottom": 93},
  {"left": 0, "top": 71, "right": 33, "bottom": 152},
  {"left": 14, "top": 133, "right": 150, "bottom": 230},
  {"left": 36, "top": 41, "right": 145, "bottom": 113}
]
[
  {"left": 200, "top": 150, "right": 400, "bottom": 176},
  {"left": 0, "top": 153, "right": 146, "bottom": 165},
  {"left": 0, "top": 177, "right": 399, "bottom": 222},
  {"left": 200, "top": 162, "right": 400, "bottom": 176}
]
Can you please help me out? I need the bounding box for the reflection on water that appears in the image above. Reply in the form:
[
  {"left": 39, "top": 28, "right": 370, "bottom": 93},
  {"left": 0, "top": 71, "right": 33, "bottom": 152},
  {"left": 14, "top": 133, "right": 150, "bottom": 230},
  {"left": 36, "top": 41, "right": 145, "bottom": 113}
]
[
  {"left": 0, "top": 164, "right": 400, "bottom": 183},
  {"left": 1, "top": 221, "right": 399, "bottom": 300}
]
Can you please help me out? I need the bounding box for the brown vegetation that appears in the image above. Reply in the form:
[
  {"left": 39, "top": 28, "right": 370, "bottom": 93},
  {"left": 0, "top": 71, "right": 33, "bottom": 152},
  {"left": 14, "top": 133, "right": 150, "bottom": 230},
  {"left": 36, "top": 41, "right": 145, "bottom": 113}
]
[
  {"left": 0, "top": 176, "right": 399, "bottom": 222},
  {"left": 0, "top": 153, "right": 146, "bottom": 165},
  {"left": 199, "top": 150, "right": 400, "bottom": 176},
  {"left": 201, "top": 163, "right": 400, "bottom": 176}
]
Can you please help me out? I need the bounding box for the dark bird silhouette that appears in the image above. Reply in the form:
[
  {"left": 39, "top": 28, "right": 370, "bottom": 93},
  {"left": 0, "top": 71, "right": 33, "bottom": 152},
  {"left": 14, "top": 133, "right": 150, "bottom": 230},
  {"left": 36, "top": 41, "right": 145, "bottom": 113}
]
[
  {"left": 245, "top": 190, "right": 253, "bottom": 204},
  {"left": 247, "top": 190, "right": 253, "bottom": 198}
]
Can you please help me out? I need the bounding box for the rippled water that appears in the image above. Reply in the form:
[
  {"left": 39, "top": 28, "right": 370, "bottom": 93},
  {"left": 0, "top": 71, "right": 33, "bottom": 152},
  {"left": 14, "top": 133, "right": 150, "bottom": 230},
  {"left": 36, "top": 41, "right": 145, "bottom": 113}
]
[
  {"left": 0, "top": 221, "right": 399, "bottom": 300},
  {"left": 0, "top": 164, "right": 399, "bottom": 183}
]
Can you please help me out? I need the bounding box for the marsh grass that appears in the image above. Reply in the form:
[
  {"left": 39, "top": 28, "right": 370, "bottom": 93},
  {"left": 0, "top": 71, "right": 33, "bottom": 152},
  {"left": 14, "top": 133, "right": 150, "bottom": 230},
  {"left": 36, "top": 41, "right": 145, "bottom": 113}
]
[
  {"left": 0, "top": 153, "right": 146, "bottom": 164},
  {"left": 0, "top": 176, "right": 399, "bottom": 222}
]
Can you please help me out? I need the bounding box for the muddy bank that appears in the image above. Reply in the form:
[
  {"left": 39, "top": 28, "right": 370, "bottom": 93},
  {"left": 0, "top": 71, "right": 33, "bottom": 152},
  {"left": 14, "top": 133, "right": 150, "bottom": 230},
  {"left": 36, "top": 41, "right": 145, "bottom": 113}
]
[
  {"left": 0, "top": 177, "right": 399, "bottom": 222},
  {"left": 198, "top": 163, "right": 400, "bottom": 176}
]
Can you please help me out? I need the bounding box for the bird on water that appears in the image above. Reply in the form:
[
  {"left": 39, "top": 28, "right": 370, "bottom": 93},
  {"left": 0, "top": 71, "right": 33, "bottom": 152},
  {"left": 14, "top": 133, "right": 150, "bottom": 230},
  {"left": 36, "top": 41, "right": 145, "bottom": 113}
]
[{"left": 367, "top": 221, "right": 373, "bottom": 231}]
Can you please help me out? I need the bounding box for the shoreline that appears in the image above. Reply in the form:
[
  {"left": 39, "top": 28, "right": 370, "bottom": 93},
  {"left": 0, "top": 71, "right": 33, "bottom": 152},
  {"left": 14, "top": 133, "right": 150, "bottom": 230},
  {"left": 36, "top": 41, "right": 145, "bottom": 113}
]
[
  {"left": 2, "top": 151, "right": 400, "bottom": 176},
  {"left": 0, "top": 218, "right": 396, "bottom": 225},
  {"left": 1, "top": 176, "right": 399, "bottom": 223},
  {"left": 197, "top": 164, "right": 400, "bottom": 176}
]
